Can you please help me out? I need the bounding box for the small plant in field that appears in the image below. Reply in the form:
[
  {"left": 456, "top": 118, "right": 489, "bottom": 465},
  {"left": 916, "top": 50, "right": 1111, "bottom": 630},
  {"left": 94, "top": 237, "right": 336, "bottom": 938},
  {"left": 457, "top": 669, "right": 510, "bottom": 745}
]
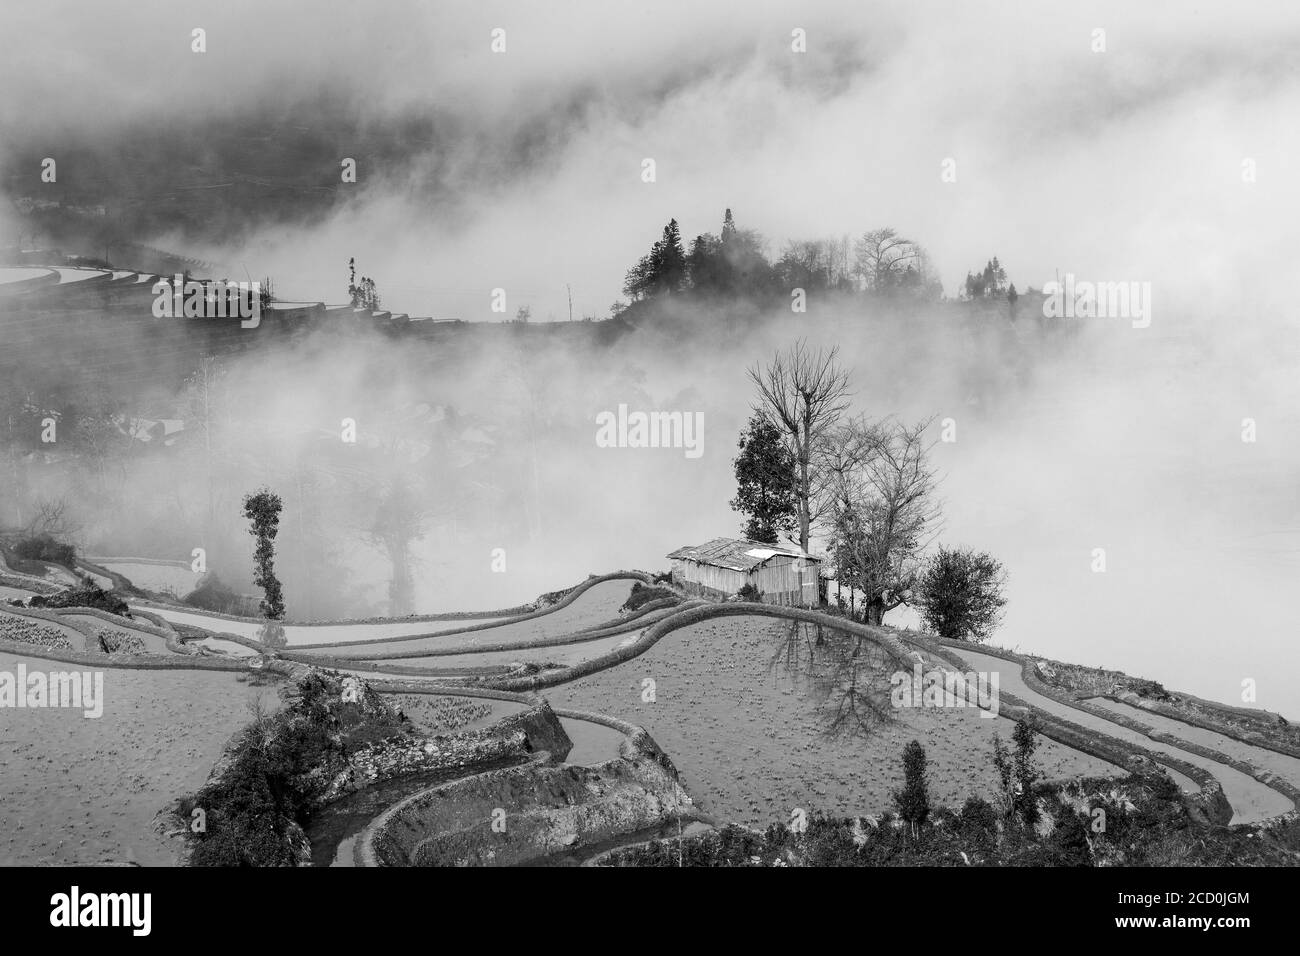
[
  {"left": 1047, "top": 800, "right": 1094, "bottom": 866},
  {"left": 892, "top": 739, "right": 931, "bottom": 837},
  {"left": 959, "top": 795, "right": 999, "bottom": 854},
  {"left": 993, "top": 720, "right": 1042, "bottom": 826},
  {"left": 1012, "top": 720, "right": 1041, "bottom": 824}
]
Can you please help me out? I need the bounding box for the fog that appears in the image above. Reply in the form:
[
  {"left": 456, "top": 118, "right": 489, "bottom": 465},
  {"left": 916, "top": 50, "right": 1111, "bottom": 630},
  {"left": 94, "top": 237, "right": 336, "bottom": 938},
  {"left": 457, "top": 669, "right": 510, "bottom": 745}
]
[{"left": 2, "top": 1, "right": 1298, "bottom": 717}]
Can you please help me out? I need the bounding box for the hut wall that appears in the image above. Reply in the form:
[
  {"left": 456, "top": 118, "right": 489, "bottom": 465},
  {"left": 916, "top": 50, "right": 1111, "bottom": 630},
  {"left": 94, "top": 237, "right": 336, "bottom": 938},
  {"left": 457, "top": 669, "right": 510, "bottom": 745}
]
[
  {"left": 752, "top": 556, "right": 819, "bottom": 606},
  {"left": 671, "top": 556, "right": 820, "bottom": 606},
  {"left": 670, "top": 559, "right": 747, "bottom": 599}
]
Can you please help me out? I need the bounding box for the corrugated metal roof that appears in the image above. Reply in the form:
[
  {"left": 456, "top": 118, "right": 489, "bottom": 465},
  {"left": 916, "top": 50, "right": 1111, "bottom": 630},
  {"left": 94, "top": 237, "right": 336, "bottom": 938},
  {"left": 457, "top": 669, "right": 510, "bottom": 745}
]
[{"left": 666, "top": 537, "right": 820, "bottom": 571}]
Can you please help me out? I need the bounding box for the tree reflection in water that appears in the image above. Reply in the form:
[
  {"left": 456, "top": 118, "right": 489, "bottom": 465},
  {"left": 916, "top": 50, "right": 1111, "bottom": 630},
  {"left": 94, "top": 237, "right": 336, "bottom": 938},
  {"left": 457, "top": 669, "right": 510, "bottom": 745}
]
[{"left": 768, "top": 618, "right": 897, "bottom": 739}]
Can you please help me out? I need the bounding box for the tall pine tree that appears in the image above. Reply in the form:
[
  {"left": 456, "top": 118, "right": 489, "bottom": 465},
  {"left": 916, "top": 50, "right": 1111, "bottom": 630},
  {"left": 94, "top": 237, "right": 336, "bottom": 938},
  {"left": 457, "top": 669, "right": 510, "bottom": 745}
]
[{"left": 622, "top": 218, "right": 688, "bottom": 299}]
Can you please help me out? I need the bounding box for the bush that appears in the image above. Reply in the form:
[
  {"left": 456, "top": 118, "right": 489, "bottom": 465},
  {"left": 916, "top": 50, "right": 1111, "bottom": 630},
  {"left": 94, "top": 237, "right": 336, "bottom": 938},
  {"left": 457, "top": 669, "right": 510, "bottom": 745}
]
[
  {"left": 737, "top": 582, "right": 762, "bottom": 602},
  {"left": 959, "top": 795, "right": 999, "bottom": 849},
  {"left": 600, "top": 775, "right": 1293, "bottom": 867},
  {"left": 30, "top": 584, "right": 130, "bottom": 617},
  {"left": 993, "top": 721, "right": 1042, "bottom": 826},
  {"left": 1046, "top": 805, "right": 1094, "bottom": 866},
  {"left": 183, "top": 574, "right": 256, "bottom": 616},
  {"left": 1011, "top": 721, "right": 1042, "bottom": 825},
  {"left": 804, "top": 817, "right": 862, "bottom": 866},
  {"left": 185, "top": 671, "right": 403, "bottom": 867},
  {"left": 892, "top": 740, "right": 931, "bottom": 833},
  {"left": 914, "top": 545, "right": 1007, "bottom": 642},
  {"left": 621, "top": 582, "right": 680, "bottom": 614},
  {"left": 12, "top": 534, "right": 77, "bottom": 569}
]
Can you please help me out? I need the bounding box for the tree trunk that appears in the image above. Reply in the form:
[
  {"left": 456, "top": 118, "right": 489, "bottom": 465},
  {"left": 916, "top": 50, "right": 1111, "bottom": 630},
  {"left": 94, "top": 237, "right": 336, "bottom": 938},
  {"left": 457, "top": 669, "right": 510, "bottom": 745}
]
[
  {"left": 865, "top": 599, "right": 885, "bottom": 627},
  {"left": 798, "top": 420, "right": 811, "bottom": 552}
]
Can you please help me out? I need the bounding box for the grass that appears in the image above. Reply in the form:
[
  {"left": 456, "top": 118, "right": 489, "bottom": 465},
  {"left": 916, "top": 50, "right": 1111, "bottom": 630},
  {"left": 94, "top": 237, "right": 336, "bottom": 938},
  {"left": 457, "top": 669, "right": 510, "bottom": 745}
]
[{"left": 602, "top": 772, "right": 1300, "bottom": 867}]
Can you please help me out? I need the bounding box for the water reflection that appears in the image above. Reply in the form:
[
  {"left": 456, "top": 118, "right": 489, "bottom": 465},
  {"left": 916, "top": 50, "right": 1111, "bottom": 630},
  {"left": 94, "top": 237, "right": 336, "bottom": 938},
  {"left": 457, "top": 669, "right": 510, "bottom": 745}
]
[
  {"left": 258, "top": 620, "right": 287, "bottom": 649},
  {"left": 768, "top": 618, "right": 896, "bottom": 739}
]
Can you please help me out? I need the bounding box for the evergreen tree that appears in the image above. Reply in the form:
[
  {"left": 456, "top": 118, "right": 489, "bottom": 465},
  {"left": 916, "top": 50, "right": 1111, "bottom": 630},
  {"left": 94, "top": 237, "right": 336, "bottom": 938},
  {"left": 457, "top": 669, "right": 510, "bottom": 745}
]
[
  {"left": 721, "top": 208, "right": 737, "bottom": 244},
  {"left": 686, "top": 233, "right": 723, "bottom": 294},
  {"left": 242, "top": 488, "right": 285, "bottom": 620},
  {"left": 622, "top": 218, "right": 688, "bottom": 299},
  {"left": 964, "top": 258, "right": 1011, "bottom": 300},
  {"left": 656, "top": 219, "right": 688, "bottom": 294},
  {"left": 1011, "top": 719, "right": 1041, "bottom": 825},
  {"left": 892, "top": 739, "right": 931, "bottom": 836},
  {"left": 730, "top": 413, "right": 798, "bottom": 543}
]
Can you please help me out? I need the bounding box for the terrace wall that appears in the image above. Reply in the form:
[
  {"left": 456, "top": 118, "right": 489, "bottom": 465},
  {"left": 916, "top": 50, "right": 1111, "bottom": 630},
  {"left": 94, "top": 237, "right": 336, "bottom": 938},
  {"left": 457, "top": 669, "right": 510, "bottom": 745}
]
[{"left": 357, "top": 727, "right": 692, "bottom": 866}]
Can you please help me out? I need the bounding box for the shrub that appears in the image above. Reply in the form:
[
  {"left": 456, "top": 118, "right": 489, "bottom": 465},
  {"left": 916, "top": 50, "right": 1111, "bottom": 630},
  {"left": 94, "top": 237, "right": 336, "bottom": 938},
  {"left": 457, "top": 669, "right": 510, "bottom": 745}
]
[
  {"left": 30, "top": 584, "right": 130, "bottom": 617},
  {"left": 1011, "top": 720, "right": 1042, "bottom": 825},
  {"left": 12, "top": 534, "right": 77, "bottom": 569},
  {"left": 804, "top": 817, "right": 861, "bottom": 866},
  {"left": 622, "top": 582, "right": 679, "bottom": 614},
  {"left": 914, "top": 545, "right": 1007, "bottom": 642},
  {"left": 892, "top": 740, "right": 931, "bottom": 834},
  {"left": 737, "top": 582, "right": 762, "bottom": 602},
  {"left": 185, "top": 671, "right": 403, "bottom": 867},
  {"left": 994, "top": 721, "right": 1042, "bottom": 826},
  {"left": 959, "top": 795, "right": 999, "bottom": 848},
  {"left": 992, "top": 733, "right": 1014, "bottom": 809},
  {"left": 183, "top": 574, "right": 256, "bottom": 616},
  {"left": 1046, "top": 805, "right": 1094, "bottom": 866},
  {"left": 993, "top": 723, "right": 1045, "bottom": 827}
]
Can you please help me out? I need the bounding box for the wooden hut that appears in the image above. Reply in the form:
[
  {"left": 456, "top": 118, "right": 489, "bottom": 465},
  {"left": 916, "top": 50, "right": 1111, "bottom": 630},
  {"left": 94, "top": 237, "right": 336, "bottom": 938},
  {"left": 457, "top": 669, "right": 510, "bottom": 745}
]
[{"left": 666, "top": 537, "right": 823, "bottom": 606}]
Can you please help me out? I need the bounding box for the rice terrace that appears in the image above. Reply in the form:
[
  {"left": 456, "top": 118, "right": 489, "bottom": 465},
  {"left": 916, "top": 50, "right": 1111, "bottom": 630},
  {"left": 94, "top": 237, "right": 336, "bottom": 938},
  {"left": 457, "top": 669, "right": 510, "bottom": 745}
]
[{"left": 0, "top": 0, "right": 1297, "bottom": 938}]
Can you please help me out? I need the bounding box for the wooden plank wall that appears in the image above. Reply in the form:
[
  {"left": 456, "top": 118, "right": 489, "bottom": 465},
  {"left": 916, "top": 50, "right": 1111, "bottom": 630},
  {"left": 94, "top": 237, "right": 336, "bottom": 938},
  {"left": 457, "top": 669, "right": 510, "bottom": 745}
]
[{"left": 672, "top": 556, "right": 819, "bottom": 606}]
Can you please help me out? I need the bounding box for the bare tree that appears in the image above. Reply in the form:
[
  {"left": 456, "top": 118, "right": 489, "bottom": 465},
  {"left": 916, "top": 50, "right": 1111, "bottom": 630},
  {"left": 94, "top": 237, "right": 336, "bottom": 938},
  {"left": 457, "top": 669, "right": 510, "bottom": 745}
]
[
  {"left": 748, "top": 340, "right": 853, "bottom": 552},
  {"left": 23, "top": 497, "right": 80, "bottom": 540},
  {"left": 816, "top": 417, "right": 885, "bottom": 612},
  {"left": 853, "top": 228, "right": 933, "bottom": 294},
  {"left": 820, "top": 416, "right": 942, "bottom": 625}
]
